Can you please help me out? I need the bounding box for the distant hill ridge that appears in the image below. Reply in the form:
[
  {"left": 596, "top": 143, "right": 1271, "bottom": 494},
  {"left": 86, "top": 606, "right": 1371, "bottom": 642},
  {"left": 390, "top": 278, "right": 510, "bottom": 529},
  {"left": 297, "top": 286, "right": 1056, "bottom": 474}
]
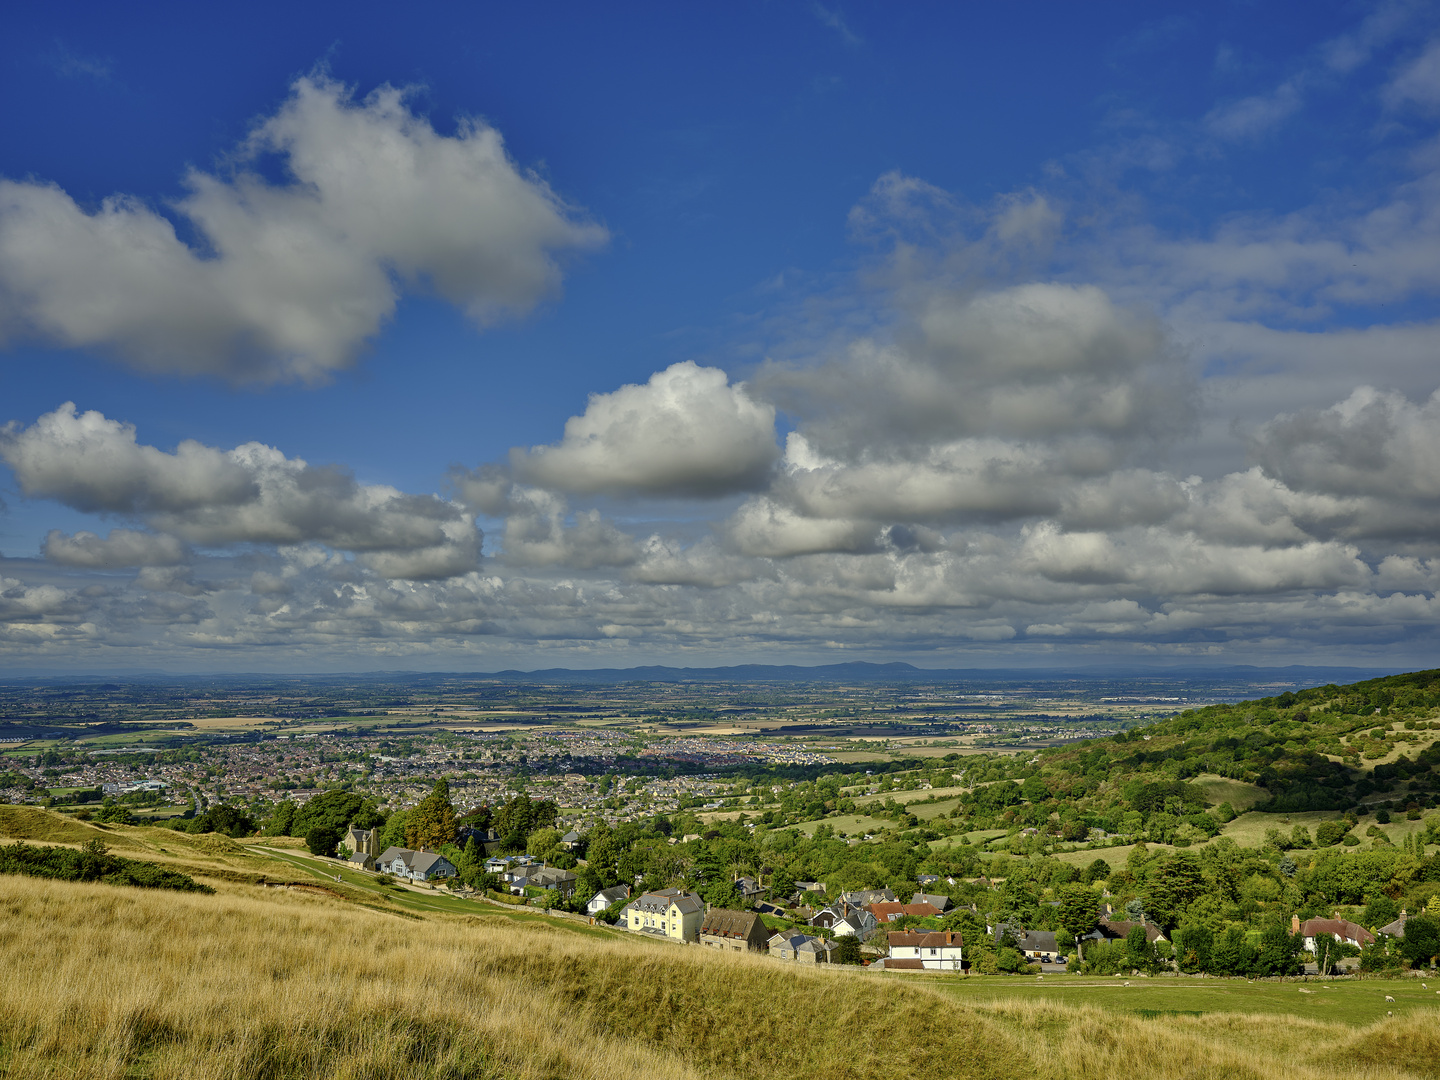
[{"left": 0, "top": 662, "right": 1403, "bottom": 684}]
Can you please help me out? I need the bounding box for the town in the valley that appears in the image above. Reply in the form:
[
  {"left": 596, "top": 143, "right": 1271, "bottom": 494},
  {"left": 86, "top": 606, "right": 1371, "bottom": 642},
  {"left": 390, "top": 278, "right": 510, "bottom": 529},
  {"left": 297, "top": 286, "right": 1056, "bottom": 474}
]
[{"left": 3, "top": 667, "right": 1438, "bottom": 979}]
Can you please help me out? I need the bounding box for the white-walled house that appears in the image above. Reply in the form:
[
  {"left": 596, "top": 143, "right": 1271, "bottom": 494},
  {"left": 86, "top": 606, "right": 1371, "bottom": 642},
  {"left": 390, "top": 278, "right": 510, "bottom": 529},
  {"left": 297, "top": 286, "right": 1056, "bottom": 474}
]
[
  {"left": 587, "top": 885, "right": 631, "bottom": 916},
  {"left": 886, "top": 930, "right": 964, "bottom": 971}
]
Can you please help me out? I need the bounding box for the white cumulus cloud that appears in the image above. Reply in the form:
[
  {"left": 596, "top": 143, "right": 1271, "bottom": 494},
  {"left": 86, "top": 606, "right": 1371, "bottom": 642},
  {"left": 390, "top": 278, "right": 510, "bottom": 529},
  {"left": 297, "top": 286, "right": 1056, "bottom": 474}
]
[
  {"left": 512, "top": 361, "right": 779, "bottom": 497},
  {"left": 0, "top": 75, "right": 606, "bottom": 383}
]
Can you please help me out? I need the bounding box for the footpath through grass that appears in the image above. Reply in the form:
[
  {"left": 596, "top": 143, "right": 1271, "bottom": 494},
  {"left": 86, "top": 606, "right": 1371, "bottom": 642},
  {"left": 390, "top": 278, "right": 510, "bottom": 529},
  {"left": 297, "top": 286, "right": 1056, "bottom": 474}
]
[{"left": 926, "top": 971, "right": 1440, "bottom": 1026}]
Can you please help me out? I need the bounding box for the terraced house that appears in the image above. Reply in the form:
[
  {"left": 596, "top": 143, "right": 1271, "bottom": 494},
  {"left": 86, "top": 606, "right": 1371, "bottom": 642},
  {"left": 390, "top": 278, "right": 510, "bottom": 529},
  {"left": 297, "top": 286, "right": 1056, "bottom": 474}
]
[{"left": 621, "top": 887, "right": 703, "bottom": 943}]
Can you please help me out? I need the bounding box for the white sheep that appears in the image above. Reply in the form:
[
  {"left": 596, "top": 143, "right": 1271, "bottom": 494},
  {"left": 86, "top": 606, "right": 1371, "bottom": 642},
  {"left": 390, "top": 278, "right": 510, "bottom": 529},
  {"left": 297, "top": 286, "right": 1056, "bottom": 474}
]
[{"left": 1385, "top": 995, "right": 1395, "bottom": 1002}]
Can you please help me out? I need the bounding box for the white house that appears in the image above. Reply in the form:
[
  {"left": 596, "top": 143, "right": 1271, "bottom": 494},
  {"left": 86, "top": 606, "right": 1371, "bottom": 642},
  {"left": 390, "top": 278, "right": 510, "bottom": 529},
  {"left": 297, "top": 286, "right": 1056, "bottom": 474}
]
[
  {"left": 886, "top": 930, "right": 964, "bottom": 971},
  {"left": 1294, "top": 915, "right": 1375, "bottom": 953},
  {"left": 587, "top": 885, "right": 631, "bottom": 916},
  {"left": 811, "top": 900, "right": 878, "bottom": 940}
]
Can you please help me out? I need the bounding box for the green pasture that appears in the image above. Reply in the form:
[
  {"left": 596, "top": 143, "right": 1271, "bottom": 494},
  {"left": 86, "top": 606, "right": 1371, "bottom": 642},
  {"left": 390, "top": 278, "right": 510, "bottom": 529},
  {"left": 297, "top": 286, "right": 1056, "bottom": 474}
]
[
  {"left": 1192, "top": 774, "right": 1270, "bottom": 811},
  {"left": 925, "top": 972, "right": 1440, "bottom": 1026},
  {"left": 791, "top": 813, "right": 894, "bottom": 837}
]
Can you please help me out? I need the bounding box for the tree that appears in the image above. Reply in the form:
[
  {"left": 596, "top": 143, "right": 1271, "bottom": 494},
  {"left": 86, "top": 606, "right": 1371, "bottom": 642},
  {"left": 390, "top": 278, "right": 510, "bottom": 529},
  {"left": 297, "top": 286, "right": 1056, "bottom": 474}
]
[
  {"left": 1315, "top": 820, "right": 1350, "bottom": 847},
  {"left": 1081, "top": 858, "right": 1111, "bottom": 885},
  {"left": 305, "top": 824, "right": 341, "bottom": 857},
  {"left": 1363, "top": 894, "right": 1399, "bottom": 930},
  {"left": 1398, "top": 914, "right": 1439, "bottom": 967},
  {"left": 527, "top": 827, "right": 563, "bottom": 860},
  {"left": 1145, "top": 852, "right": 1206, "bottom": 931},
  {"left": 1174, "top": 922, "right": 1213, "bottom": 974},
  {"left": 1253, "top": 920, "right": 1304, "bottom": 977},
  {"left": 96, "top": 801, "right": 133, "bottom": 825},
  {"left": 190, "top": 804, "right": 255, "bottom": 838},
  {"left": 1210, "top": 924, "right": 1256, "bottom": 976},
  {"left": 406, "top": 779, "right": 456, "bottom": 851},
  {"left": 833, "top": 935, "right": 862, "bottom": 964},
  {"left": 264, "top": 801, "right": 297, "bottom": 836},
  {"left": 1057, "top": 883, "right": 1099, "bottom": 960},
  {"left": 1124, "top": 925, "right": 1158, "bottom": 973},
  {"left": 292, "top": 790, "right": 365, "bottom": 840}
]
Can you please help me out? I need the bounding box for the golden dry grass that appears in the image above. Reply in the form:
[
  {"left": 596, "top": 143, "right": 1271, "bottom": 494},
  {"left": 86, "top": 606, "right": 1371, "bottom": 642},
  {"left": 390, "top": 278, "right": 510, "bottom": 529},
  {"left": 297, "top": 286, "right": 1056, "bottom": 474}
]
[{"left": 0, "top": 871, "right": 1437, "bottom": 1080}]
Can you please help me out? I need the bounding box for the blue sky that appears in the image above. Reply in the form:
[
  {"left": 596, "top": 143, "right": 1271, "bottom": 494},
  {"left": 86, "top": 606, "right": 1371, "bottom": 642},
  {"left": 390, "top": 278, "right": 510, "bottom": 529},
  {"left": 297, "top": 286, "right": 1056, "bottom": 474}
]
[{"left": 1, "top": 1, "right": 1438, "bottom": 671}]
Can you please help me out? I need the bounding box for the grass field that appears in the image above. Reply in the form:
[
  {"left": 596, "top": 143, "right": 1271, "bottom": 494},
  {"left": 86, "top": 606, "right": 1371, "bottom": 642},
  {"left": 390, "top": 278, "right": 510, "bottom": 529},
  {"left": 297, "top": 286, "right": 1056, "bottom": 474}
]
[
  {"left": 1193, "top": 774, "right": 1271, "bottom": 811},
  {"left": 1, "top": 871, "right": 1437, "bottom": 1080},
  {"left": 4, "top": 805, "right": 1440, "bottom": 1078},
  {"left": 929, "top": 973, "right": 1439, "bottom": 1026}
]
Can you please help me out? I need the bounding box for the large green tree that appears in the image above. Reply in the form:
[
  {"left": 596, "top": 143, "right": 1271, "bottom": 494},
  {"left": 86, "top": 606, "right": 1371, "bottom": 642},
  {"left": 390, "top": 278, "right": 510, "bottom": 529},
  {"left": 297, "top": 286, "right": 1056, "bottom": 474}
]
[
  {"left": 405, "top": 778, "right": 456, "bottom": 851},
  {"left": 1056, "top": 883, "right": 1099, "bottom": 960}
]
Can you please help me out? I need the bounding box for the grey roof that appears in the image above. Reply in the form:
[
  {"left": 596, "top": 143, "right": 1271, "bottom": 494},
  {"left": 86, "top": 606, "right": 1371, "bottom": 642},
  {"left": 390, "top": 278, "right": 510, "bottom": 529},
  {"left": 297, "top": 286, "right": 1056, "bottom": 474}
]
[
  {"left": 377, "top": 846, "right": 412, "bottom": 865},
  {"left": 631, "top": 888, "right": 702, "bottom": 915},
  {"left": 1378, "top": 913, "right": 1408, "bottom": 938},
  {"left": 409, "top": 851, "right": 455, "bottom": 874},
  {"left": 592, "top": 886, "right": 630, "bottom": 905}
]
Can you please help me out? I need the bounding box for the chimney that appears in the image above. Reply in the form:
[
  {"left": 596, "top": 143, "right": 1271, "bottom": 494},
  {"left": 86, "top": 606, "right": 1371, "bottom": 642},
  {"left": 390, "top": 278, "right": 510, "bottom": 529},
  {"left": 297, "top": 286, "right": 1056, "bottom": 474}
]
[{"left": 1291, "top": 914, "right": 1301, "bottom": 933}]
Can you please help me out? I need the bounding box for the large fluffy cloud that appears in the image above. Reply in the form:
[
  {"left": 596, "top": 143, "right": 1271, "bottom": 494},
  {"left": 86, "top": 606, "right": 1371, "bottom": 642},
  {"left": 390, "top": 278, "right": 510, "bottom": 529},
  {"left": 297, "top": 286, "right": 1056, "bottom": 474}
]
[
  {"left": 2, "top": 404, "right": 478, "bottom": 579},
  {"left": 0, "top": 75, "right": 606, "bottom": 383},
  {"left": 761, "top": 282, "right": 1190, "bottom": 459},
  {"left": 511, "top": 361, "right": 779, "bottom": 497}
]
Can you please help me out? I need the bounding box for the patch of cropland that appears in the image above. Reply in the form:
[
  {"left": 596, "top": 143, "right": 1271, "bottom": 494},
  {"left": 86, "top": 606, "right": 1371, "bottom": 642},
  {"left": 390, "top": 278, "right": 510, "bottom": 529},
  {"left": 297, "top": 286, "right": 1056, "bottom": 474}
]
[{"left": 0, "top": 873, "right": 1437, "bottom": 1080}]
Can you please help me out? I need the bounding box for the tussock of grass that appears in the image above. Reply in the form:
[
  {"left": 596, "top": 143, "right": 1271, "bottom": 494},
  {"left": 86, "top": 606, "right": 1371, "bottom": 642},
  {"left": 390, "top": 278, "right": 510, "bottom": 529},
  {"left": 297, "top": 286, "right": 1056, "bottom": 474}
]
[{"left": 1, "top": 873, "right": 1437, "bottom": 1080}]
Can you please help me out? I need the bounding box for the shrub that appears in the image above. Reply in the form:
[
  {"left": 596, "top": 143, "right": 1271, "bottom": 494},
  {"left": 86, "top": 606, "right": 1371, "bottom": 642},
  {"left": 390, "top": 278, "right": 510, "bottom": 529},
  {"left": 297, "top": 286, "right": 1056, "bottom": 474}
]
[
  {"left": 0, "top": 840, "right": 211, "bottom": 893},
  {"left": 1315, "top": 820, "right": 1350, "bottom": 846},
  {"left": 305, "top": 825, "right": 342, "bottom": 857},
  {"left": 1376, "top": 809, "right": 1392, "bottom": 824}
]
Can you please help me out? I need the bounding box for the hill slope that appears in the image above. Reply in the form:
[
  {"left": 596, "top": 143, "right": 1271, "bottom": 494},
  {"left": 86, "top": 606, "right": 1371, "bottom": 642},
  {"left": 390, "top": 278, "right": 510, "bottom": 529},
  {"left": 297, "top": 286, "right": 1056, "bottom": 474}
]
[{"left": 1, "top": 873, "right": 1437, "bottom": 1080}]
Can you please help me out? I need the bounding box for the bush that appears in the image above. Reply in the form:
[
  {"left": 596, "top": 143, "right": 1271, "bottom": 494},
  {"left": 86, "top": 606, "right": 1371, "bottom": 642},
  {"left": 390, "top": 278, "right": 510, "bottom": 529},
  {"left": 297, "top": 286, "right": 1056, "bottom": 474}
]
[
  {"left": 1315, "top": 820, "right": 1350, "bottom": 846},
  {"left": 1376, "top": 809, "right": 1392, "bottom": 824},
  {"left": 0, "top": 840, "right": 212, "bottom": 893},
  {"left": 305, "top": 825, "right": 342, "bottom": 857}
]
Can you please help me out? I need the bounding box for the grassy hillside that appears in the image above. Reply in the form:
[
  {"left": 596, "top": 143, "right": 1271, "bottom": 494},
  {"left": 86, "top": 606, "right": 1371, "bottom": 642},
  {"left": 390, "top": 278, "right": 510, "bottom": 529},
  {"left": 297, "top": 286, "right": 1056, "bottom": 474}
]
[{"left": 1, "top": 871, "right": 1438, "bottom": 1080}]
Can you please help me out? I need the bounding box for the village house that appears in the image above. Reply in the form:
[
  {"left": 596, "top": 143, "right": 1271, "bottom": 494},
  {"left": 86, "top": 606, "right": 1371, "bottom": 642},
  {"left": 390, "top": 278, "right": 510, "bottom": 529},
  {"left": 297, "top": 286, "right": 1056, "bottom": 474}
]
[
  {"left": 910, "top": 892, "right": 953, "bottom": 912},
  {"left": 1293, "top": 915, "right": 1375, "bottom": 953},
  {"left": 342, "top": 825, "right": 380, "bottom": 858},
  {"left": 886, "top": 930, "right": 964, "bottom": 971},
  {"left": 992, "top": 923, "right": 1062, "bottom": 963},
  {"left": 508, "top": 865, "right": 578, "bottom": 898},
  {"left": 1378, "top": 910, "right": 1410, "bottom": 938},
  {"left": 769, "top": 932, "right": 838, "bottom": 963},
  {"left": 586, "top": 885, "right": 630, "bottom": 916},
  {"left": 811, "top": 900, "right": 878, "bottom": 940},
  {"left": 868, "top": 901, "right": 943, "bottom": 924},
  {"left": 1095, "top": 918, "right": 1168, "bottom": 944},
  {"left": 620, "top": 887, "right": 704, "bottom": 943},
  {"left": 700, "top": 908, "right": 769, "bottom": 952},
  {"left": 376, "top": 846, "right": 458, "bottom": 883},
  {"left": 734, "top": 876, "right": 764, "bottom": 901},
  {"left": 840, "top": 888, "right": 897, "bottom": 906}
]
